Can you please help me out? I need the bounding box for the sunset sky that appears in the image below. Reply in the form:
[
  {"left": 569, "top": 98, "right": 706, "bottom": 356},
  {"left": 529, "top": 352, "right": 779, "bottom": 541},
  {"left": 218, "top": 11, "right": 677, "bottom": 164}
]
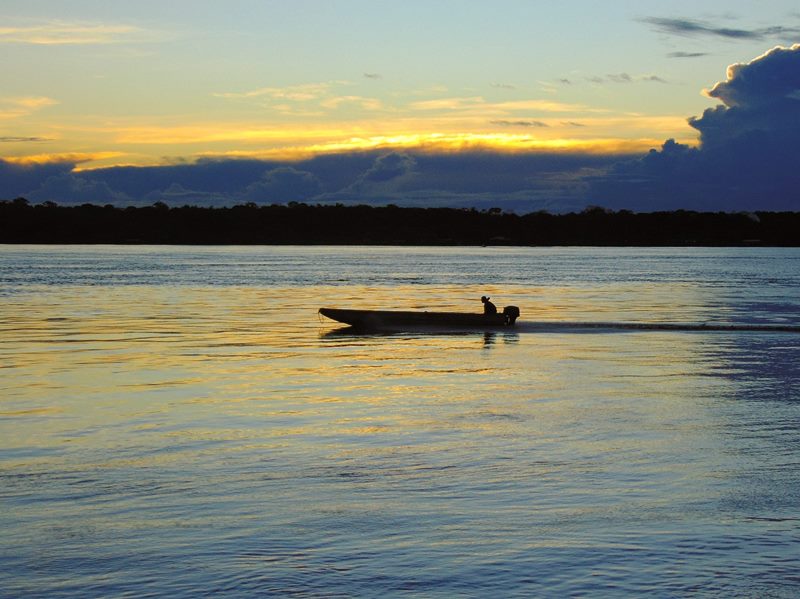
[{"left": 2, "top": 0, "right": 800, "bottom": 211}]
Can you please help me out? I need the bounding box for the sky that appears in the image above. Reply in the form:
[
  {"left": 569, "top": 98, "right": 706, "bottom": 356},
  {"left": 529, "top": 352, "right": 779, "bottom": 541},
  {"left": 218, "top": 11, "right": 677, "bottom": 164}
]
[{"left": 1, "top": 0, "right": 800, "bottom": 212}]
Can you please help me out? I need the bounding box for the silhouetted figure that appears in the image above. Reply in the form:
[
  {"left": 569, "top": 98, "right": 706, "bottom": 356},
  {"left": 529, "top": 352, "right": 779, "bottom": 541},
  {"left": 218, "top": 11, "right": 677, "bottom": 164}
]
[{"left": 481, "top": 295, "right": 497, "bottom": 314}]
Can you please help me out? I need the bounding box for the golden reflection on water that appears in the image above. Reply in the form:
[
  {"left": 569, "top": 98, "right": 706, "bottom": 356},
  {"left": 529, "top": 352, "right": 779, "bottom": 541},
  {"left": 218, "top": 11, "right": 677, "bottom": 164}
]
[{"left": 0, "top": 281, "right": 764, "bottom": 477}]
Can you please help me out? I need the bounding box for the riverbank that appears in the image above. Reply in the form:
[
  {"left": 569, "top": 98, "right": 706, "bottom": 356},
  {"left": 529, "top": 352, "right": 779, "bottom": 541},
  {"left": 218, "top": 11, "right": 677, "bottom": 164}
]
[{"left": 2, "top": 198, "right": 799, "bottom": 245}]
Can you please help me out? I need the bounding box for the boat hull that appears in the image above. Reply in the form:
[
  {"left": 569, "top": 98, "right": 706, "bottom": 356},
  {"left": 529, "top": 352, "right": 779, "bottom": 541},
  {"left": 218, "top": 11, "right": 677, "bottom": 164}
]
[{"left": 319, "top": 307, "right": 517, "bottom": 330}]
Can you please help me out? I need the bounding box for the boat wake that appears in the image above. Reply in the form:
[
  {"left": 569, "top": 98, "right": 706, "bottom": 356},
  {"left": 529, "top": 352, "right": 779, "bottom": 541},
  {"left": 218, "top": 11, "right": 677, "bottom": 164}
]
[
  {"left": 319, "top": 320, "right": 800, "bottom": 338},
  {"left": 515, "top": 321, "right": 800, "bottom": 334}
]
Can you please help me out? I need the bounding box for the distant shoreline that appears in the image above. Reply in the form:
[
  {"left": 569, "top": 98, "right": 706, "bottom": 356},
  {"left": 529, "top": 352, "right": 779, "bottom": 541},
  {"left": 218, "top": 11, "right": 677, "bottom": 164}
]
[{"left": 2, "top": 198, "right": 799, "bottom": 246}]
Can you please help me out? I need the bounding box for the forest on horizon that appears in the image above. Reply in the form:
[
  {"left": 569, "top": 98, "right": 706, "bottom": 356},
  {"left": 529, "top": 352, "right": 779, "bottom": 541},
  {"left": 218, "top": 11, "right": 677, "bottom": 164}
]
[{"left": 2, "top": 197, "right": 799, "bottom": 246}]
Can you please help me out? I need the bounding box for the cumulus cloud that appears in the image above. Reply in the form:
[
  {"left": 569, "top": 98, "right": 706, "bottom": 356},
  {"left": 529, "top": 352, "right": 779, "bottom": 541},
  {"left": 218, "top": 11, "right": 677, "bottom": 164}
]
[
  {"left": 703, "top": 45, "right": 800, "bottom": 108},
  {"left": 336, "top": 153, "right": 418, "bottom": 199},
  {"left": 589, "top": 44, "right": 800, "bottom": 211},
  {"left": 688, "top": 44, "right": 800, "bottom": 153}
]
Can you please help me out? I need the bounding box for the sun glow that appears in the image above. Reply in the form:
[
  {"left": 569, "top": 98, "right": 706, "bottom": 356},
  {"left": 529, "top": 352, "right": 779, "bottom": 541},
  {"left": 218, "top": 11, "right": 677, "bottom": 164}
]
[
  {"left": 3, "top": 107, "right": 698, "bottom": 170},
  {"left": 259, "top": 133, "right": 676, "bottom": 160},
  {"left": 4, "top": 151, "right": 125, "bottom": 166},
  {"left": 9, "top": 131, "right": 695, "bottom": 171}
]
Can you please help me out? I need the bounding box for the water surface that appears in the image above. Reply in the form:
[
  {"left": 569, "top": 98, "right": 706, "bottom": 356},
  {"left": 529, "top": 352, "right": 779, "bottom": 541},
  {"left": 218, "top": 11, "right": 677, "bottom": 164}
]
[{"left": 1, "top": 246, "right": 799, "bottom": 597}]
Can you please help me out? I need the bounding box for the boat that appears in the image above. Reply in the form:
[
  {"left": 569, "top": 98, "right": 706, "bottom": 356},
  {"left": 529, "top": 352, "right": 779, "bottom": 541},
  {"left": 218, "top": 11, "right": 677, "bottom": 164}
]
[{"left": 319, "top": 306, "right": 520, "bottom": 330}]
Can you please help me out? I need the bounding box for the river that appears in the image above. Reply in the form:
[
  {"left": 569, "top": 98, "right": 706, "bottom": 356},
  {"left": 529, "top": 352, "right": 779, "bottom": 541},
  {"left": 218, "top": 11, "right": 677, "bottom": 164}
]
[{"left": 1, "top": 245, "right": 799, "bottom": 597}]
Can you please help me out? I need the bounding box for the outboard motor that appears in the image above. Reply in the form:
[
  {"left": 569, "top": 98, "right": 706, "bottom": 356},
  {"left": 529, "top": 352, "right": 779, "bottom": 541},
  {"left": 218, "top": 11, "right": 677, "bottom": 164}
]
[{"left": 503, "top": 305, "right": 520, "bottom": 325}]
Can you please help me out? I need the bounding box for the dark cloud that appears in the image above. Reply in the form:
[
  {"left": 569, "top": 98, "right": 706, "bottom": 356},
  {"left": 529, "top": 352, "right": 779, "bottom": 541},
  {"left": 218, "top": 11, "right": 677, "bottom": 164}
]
[
  {"left": 1, "top": 158, "right": 280, "bottom": 205},
  {"left": 689, "top": 44, "right": 800, "bottom": 155},
  {"left": 703, "top": 45, "right": 800, "bottom": 110},
  {"left": 641, "top": 16, "right": 800, "bottom": 40},
  {"left": 363, "top": 72, "right": 382, "bottom": 79},
  {"left": 314, "top": 151, "right": 621, "bottom": 212},
  {"left": 0, "top": 159, "right": 74, "bottom": 198},
  {"left": 29, "top": 171, "right": 130, "bottom": 204},
  {"left": 587, "top": 73, "right": 666, "bottom": 85},
  {"left": 144, "top": 183, "right": 225, "bottom": 206},
  {"left": 69, "top": 159, "right": 266, "bottom": 204},
  {"left": 667, "top": 51, "right": 709, "bottom": 58},
  {"left": 490, "top": 120, "right": 548, "bottom": 127},
  {"left": 394, "top": 153, "right": 619, "bottom": 199},
  {"left": 245, "top": 166, "right": 323, "bottom": 202},
  {"left": 588, "top": 44, "right": 800, "bottom": 211},
  {"left": 0, "top": 136, "right": 50, "bottom": 143},
  {"left": 286, "top": 152, "right": 417, "bottom": 206},
  {"left": 362, "top": 152, "right": 416, "bottom": 183},
  {"left": 607, "top": 73, "right": 633, "bottom": 83},
  {"left": 491, "top": 83, "right": 516, "bottom": 90},
  {"left": 338, "top": 152, "right": 418, "bottom": 199}
]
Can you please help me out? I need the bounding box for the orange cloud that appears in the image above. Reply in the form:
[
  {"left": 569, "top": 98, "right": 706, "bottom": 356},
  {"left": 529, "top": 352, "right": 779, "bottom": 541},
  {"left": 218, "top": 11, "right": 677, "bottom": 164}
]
[
  {"left": 190, "top": 133, "right": 674, "bottom": 162},
  {"left": 4, "top": 151, "right": 124, "bottom": 166},
  {"left": 0, "top": 96, "right": 58, "bottom": 119}
]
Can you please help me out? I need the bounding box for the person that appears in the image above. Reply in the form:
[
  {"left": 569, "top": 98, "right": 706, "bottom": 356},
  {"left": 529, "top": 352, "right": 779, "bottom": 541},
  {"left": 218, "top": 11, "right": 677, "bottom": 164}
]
[{"left": 481, "top": 295, "right": 497, "bottom": 314}]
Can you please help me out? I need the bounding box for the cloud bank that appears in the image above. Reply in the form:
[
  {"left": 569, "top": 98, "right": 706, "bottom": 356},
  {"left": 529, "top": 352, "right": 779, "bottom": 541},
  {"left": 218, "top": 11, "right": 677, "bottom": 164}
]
[
  {"left": 590, "top": 44, "right": 800, "bottom": 211},
  {"left": 2, "top": 45, "right": 800, "bottom": 212},
  {"left": 0, "top": 151, "right": 623, "bottom": 213}
]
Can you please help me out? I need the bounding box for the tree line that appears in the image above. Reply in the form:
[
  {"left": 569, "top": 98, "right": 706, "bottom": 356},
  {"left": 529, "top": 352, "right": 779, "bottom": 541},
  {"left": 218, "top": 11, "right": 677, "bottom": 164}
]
[{"left": 2, "top": 198, "right": 799, "bottom": 245}]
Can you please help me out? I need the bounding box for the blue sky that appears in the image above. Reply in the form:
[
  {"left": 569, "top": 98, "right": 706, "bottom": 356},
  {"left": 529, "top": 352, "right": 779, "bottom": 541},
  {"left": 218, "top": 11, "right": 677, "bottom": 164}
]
[{"left": 1, "top": 1, "right": 800, "bottom": 211}]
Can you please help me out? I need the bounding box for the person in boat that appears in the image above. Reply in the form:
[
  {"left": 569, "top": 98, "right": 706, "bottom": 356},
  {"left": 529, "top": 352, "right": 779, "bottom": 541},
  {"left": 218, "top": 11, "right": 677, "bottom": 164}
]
[{"left": 481, "top": 295, "right": 497, "bottom": 315}]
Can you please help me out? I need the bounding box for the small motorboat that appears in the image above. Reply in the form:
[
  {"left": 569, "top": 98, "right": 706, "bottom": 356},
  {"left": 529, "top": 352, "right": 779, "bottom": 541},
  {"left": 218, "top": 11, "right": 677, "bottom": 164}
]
[{"left": 319, "top": 306, "right": 520, "bottom": 330}]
